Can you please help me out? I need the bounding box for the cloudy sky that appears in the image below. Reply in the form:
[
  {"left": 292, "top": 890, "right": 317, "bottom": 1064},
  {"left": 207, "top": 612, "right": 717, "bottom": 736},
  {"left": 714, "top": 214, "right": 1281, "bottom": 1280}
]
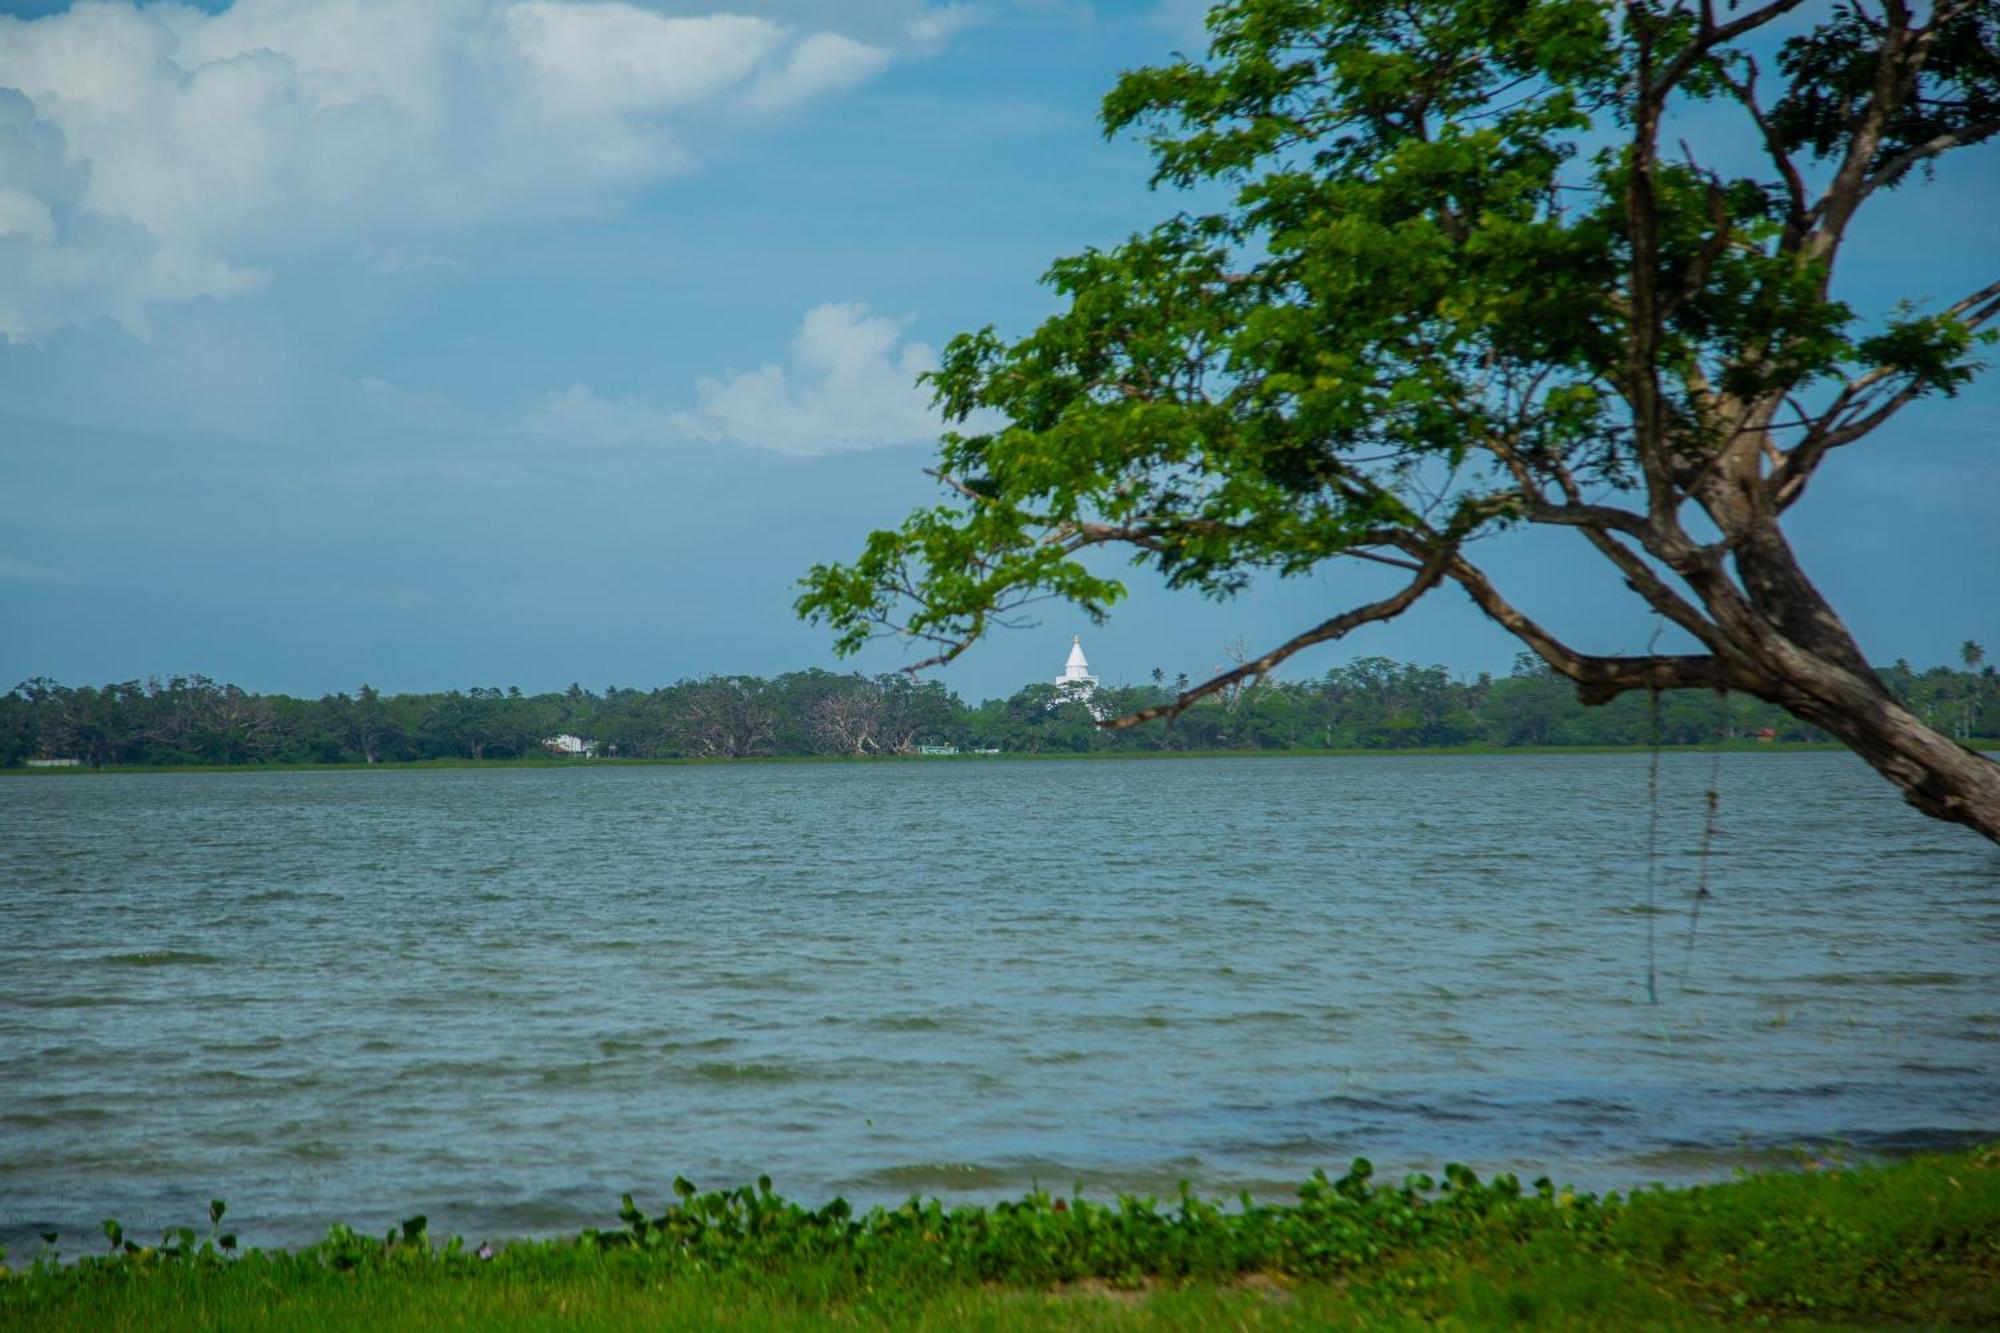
[{"left": 1, "top": 0, "right": 1995, "bottom": 702}]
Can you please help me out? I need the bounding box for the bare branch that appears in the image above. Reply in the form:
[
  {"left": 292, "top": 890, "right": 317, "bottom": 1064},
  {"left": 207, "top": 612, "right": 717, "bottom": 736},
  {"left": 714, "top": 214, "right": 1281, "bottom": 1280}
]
[
  {"left": 1338, "top": 547, "right": 1427, "bottom": 573},
  {"left": 1715, "top": 60, "right": 1811, "bottom": 241},
  {"left": 1445, "top": 554, "right": 1726, "bottom": 703},
  {"left": 1704, "top": 0, "right": 1815, "bottom": 44},
  {"left": 1771, "top": 276, "right": 2000, "bottom": 508},
  {"left": 1863, "top": 119, "right": 2000, "bottom": 195},
  {"left": 1805, "top": 11, "right": 1927, "bottom": 264},
  {"left": 1097, "top": 542, "right": 1455, "bottom": 729},
  {"left": 1655, "top": 0, "right": 1813, "bottom": 94},
  {"left": 1518, "top": 497, "right": 1654, "bottom": 541}
]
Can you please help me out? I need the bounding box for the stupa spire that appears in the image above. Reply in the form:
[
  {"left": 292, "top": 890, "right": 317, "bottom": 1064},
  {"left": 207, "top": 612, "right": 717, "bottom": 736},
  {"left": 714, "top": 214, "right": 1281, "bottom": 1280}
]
[{"left": 1056, "top": 634, "right": 1099, "bottom": 690}]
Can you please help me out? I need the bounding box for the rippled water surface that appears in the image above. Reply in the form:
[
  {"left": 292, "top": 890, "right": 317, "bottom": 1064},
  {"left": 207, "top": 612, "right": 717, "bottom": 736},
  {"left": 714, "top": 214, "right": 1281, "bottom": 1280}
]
[{"left": 3, "top": 753, "right": 1996, "bottom": 1251}]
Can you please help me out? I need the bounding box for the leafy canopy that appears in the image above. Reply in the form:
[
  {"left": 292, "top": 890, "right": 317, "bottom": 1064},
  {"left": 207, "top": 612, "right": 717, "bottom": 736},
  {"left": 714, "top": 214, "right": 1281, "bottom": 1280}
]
[{"left": 799, "top": 0, "right": 2000, "bottom": 717}]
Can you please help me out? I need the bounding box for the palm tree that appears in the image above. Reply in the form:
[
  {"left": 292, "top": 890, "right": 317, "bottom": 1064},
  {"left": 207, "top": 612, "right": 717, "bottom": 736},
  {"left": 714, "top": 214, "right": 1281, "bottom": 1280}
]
[{"left": 1965, "top": 643, "right": 1992, "bottom": 742}]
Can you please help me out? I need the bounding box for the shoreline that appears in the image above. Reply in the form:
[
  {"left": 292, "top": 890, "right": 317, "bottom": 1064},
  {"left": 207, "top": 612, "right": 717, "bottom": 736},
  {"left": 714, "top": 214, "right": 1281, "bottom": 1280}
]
[{"left": 10, "top": 739, "right": 1996, "bottom": 777}]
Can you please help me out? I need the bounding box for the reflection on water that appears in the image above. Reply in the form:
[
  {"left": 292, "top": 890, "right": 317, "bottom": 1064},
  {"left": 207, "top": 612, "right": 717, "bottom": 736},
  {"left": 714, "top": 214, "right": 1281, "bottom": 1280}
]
[{"left": 1, "top": 752, "right": 1995, "bottom": 1250}]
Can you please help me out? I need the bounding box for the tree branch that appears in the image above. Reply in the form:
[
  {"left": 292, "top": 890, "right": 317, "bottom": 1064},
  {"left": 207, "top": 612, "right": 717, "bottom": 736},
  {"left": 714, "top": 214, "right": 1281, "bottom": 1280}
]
[
  {"left": 1715, "top": 59, "right": 1811, "bottom": 243},
  {"left": 1770, "top": 275, "right": 2000, "bottom": 509},
  {"left": 1097, "top": 542, "right": 1456, "bottom": 729},
  {"left": 1863, "top": 119, "right": 2000, "bottom": 195},
  {"left": 1804, "top": 10, "right": 1925, "bottom": 265},
  {"left": 1444, "top": 554, "right": 1726, "bottom": 703}
]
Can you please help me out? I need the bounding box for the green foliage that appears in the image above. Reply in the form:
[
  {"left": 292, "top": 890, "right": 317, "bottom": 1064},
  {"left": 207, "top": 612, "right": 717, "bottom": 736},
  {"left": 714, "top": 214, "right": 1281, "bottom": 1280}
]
[
  {"left": 6, "top": 1150, "right": 1996, "bottom": 1330},
  {"left": 794, "top": 0, "right": 2000, "bottom": 745},
  {"left": 8, "top": 649, "right": 1997, "bottom": 769},
  {"left": 1771, "top": 1, "right": 2000, "bottom": 176}
]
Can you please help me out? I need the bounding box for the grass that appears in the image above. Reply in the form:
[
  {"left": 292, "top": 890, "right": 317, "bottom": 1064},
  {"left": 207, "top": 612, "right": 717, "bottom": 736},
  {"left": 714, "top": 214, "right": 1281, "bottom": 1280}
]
[{"left": 6, "top": 1148, "right": 1995, "bottom": 1330}]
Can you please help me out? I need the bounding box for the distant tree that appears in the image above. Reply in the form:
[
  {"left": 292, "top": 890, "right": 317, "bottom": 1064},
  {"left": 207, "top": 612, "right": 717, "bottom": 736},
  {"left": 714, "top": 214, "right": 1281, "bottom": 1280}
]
[
  {"left": 799, "top": 1, "right": 2000, "bottom": 840},
  {"left": 876, "top": 674, "right": 964, "bottom": 752},
  {"left": 669, "top": 677, "right": 779, "bottom": 758},
  {"left": 337, "top": 685, "right": 389, "bottom": 764},
  {"left": 805, "top": 674, "right": 889, "bottom": 755}
]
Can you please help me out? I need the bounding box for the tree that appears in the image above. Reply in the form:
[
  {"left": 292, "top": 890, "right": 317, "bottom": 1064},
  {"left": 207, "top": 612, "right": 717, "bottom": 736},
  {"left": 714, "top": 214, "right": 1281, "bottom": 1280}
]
[
  {"left": 334, "top": 685, "right": 390, "bottom": 764},
  {"left": 798, "top": 0, "right": 2000, "bottom": 840},
  {"left": 667, "top": 677, "right": 779, "bottom": 758}
]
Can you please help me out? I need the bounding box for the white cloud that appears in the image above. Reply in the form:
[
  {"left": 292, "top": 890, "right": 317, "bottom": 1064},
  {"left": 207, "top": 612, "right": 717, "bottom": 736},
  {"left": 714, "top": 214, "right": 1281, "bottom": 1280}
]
[
  {"left": 746, "top": 33, "right": 892, "bottom": 112},
  {"left": 504, "top": 4, "right": 780, "bottom": 117},
  {"left": 0, "top": 1, "right": 926, "bottom": 338},
  {"left": 906, "top": 5, "right": 981, "bottom": 48},
  {"left": 527, "top": 302, "right": 950, "bottom": 455},
  {"left": 523, "top": 381, "right": 684, "bottom": 449},
  {"left": 688, "top": 302, "right": 944, "bottom": 453}
]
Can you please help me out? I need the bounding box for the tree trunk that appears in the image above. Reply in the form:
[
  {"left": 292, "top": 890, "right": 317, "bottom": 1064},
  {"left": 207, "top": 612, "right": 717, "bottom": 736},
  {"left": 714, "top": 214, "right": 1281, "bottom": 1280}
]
[
  {"left": 1766, "top": 664, "right": 2000, "bottom": 841},
  {"left": 1674, "top": 508, "right": 2000, "bottom": 840}
]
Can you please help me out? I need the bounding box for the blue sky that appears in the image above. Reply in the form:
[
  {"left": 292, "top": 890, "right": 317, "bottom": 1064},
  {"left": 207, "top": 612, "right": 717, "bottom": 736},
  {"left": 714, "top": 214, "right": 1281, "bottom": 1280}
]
[{"left": 1, "top": 0, "right": 1995, "bottom": 703}]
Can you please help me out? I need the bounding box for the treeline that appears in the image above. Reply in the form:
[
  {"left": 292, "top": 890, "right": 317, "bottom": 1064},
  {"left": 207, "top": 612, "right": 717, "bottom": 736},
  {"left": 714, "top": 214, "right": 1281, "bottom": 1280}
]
[{"left": 3, "top": 653, "right": 1995, "bottom": 768}]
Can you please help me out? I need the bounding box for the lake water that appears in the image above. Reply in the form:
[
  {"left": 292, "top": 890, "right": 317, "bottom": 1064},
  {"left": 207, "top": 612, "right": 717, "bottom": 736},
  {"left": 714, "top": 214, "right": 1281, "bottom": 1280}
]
[{"left": 2, "top": 753, "right": 1996, "bottom": 1254}]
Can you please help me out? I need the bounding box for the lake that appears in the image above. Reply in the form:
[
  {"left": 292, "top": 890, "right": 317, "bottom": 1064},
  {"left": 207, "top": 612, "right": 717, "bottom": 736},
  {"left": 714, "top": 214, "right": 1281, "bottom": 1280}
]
[{"left": 2, "top": 752, "right": 1995, "bottom": 1254}]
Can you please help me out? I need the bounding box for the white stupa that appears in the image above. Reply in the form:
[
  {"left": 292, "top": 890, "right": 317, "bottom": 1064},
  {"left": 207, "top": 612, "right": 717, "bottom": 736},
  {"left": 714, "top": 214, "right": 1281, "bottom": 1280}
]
[{"left": 1054, "top": 635, "right": 1100, "bottom": 695}]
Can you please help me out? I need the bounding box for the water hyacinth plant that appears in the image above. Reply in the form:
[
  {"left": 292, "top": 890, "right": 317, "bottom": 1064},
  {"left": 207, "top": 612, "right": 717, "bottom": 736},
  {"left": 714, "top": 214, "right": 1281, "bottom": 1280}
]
[{"left": 3, "top": 1148, "right": 1996, "bottom": 1329}]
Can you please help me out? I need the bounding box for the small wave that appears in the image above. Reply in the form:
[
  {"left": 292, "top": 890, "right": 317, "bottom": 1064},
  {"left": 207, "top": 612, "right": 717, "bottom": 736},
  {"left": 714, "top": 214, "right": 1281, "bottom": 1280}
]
[
  {"left": 1313, "top": 1093, "right": 1401, "bottom": 1114},
  {"left": 537, "top": 1063, "right": 599, "bottom": 1087},
  {"left": 280, "top": 1139, "right": 343, "bottom": 1162},
  {"left": 450, "top": 1195, "right": 595, "bottom": 1235},
  {"left": 46, "top": 1106, "right": 115, "bottom": 1125},
  {"left": 866, "top": 1015, "right": 943, "bottom": 1032},
  {"left": 1626, "top": 1142, "right": 1804, "bottom": 1174},
  {"left": 16, "top": 993, "right": 138, "bottom": 1009},
  {"left": 1797, "top": 970, "right": 1963, "bottom": 987},
  {"left": 688, "top": 1060, "right": 805, "bottom": 1084},
  {"left": 861, "top": 1162, "right": 1014, "bottom": 1190},
  {"left": 400, "top": 1058, "right": 519, "bottom": 1080},
  {"left": 659, "top": 1036, "right": 738, "bottom": 1053},
  {"left": 1208, "top": 1010, "right": 1306, "bottom": 1025},
  {"left": 1837, "top": 1126, "right": 2000, "bottom": 1155},
  {"left": 1550, "top": 1097, "right": 1643, "bottom": 1124},
  {"left": 1311, "top": 1093, "right": 1494, "bottom": 1123},
  {"left": 1895, "top": 1060, "right": 1983, "bottom": 1075},
  {"left": 1025, "top": 1049, "right": 1089, "bottom": 1065},
  {"left": 101, "top": 950, "right": 221, "bottom": 967},
  {"left": 203, "top": 1035, "right": 283, "bottom": 1054},
  {"left": 1632, "top": 1126, "right": 1996, "bottom": 1175},
  {"left": 195, "top": 1069, "right": 259, "bottom": 1085},
  {"left": 1233, "top": 1135, "right": 1343, "bottom": 1160},
  {"left": 597, "top": 1037, "right": 649, "bottom": 1055},
  {"left": 708, "top": 973, "right": 816, "bottom": 994}
]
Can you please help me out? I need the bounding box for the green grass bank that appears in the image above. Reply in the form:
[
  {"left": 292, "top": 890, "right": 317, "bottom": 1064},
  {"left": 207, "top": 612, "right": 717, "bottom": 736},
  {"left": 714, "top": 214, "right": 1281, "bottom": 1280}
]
[{"left": 6, "top": 1148, "right": 1995, "bottom": 1330}]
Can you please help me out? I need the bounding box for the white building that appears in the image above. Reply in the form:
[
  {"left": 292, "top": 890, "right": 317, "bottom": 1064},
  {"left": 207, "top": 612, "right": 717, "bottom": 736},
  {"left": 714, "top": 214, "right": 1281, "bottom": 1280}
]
[
  {"left": 544, "top": 733, "right": 595, "bottom": 757},
  {"left": 1054, "top": 635, "right": 1100, "bottom": 695}
]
